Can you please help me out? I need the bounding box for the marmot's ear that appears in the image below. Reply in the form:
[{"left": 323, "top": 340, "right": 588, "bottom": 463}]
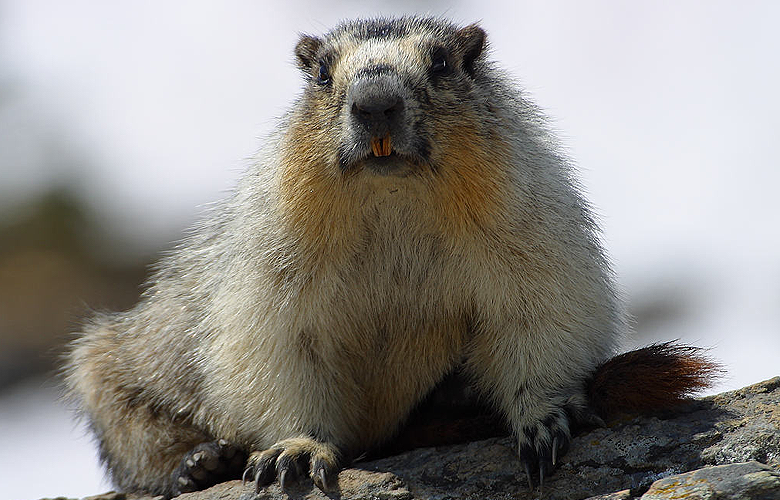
[
  {"left": 453, "top": 23, "right": 486, "bottom": 76},
  {"left": 295, "top": 35, "right": 322, "bottom": 70}
]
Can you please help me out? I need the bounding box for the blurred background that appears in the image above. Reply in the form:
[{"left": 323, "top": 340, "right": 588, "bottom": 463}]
[{"left": 1, "top": 1, "right": 778, "bottom": 499}]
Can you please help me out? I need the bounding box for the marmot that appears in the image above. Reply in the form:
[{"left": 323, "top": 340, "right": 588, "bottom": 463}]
[{"left": 65, "top": 16, "right": 718, "bottom": 498}]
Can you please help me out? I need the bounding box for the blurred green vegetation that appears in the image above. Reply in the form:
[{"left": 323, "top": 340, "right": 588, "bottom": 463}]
[{"left": 0, "top": 188, "right": 152, "bottom": 389}]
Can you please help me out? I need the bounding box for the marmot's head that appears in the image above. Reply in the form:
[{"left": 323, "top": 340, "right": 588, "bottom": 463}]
[
  {"left": 290, "top": 17, "right": 489, "bottom": 177},
  {"left": 279, "top": 18, "right": 508, "bottom": 240}
]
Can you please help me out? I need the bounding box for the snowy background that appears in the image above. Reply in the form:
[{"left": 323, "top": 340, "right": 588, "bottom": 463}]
[{"left": 1, "top": 1, "right": 779, "bottom": 499}]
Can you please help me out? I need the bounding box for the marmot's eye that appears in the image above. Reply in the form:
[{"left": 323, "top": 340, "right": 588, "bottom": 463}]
[
  {"left": 430, "top": 47, "right": 449, "bottom": 75},
  {"left": 317, "top": 61, "right": 330, "bottom": 85}
]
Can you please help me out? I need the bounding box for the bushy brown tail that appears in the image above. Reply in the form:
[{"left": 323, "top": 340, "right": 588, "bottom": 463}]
[{"left": 586, "top": 341, "right": 723, "bottom": 422}]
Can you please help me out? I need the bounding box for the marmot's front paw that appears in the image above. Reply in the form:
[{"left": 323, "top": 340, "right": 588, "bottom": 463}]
[
  {"left": 245, "top": 437, "right": 341, "bottom": 492},
  {"left": 172, "top": 439, "right": 246, "bottom": 495},
  {"left": 515, "top": 395, "right": 607, "bottom": 490},
  {"left": 516, "top": 407, "right": 571, "bottom": 490}
]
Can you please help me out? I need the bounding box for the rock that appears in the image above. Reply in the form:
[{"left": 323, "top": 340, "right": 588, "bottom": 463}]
[
  {"left": 59, "top": 377, "right": 780, "bottom": 500},
  {"left": 639, "top": 461, "right": 780, "bottom": 500},
  {"left": 84, "top": 493, "right": 128, "bottom": 500}
]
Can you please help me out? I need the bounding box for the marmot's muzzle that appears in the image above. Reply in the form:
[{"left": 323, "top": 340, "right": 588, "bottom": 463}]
[
  {"left": 340, "top": 67, "right": 430, "bottom": 170},
  {"left": 348, "top": 72, "right": 405, "bottom": 139}
]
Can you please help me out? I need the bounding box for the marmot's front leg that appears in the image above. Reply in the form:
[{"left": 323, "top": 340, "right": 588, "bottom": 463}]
[
  {"left": 467, "top": 321, "right": 600, "bottom": 489},
  {"left": 245, "top": 436, "right": 342, "bottom": 492}
]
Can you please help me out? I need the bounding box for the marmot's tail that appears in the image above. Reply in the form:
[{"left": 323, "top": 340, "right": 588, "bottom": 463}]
[{"left": 586, "top": 341, "right": 723, "bottom": 422}]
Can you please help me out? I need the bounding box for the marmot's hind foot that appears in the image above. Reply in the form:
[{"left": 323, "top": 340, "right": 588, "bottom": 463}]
[
  {"left": 246, "top": 437, "right": 341, "bottom": 493},
  {"left": 171, "top": 439, "right": 246, "bottom": 496}
]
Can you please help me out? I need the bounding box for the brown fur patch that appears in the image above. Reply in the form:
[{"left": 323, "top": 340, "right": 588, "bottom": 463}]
[
  {"left": 279, "top": 112, "right": 509, "bottom": 254},
  {"left": 278, "top": 120, "right": 363, "bottom": 257},
  {"left": 426, "top": 124, "right": 509, "bottom": 236},
  {"left": 355, "top": 316, "right": 467, "bottom": 446}
]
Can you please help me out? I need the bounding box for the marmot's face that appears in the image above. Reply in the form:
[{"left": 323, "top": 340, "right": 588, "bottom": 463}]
[{"left": 292, "top": 18, "right": 488, "bottom": 177}]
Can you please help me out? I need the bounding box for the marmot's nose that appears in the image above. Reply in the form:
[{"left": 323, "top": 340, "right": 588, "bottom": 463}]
[
  {"left": 349, "top": 78, "right": 405, "bottom": 136},
  {"left": 351, "top": 96, "right": 403, "bottom": 127}
]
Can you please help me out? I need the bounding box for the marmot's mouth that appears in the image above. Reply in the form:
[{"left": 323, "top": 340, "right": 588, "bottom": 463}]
[
  {"left": 370, "top": 135, "right": 392, "bottom": 157},
  {"left": 338, "top": 135, "right": 431, "bottom": 172}
]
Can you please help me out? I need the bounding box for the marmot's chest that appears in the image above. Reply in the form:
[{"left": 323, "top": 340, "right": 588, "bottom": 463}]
[{"left": 341, "top": 309, "right": 470, "bottom": 447}]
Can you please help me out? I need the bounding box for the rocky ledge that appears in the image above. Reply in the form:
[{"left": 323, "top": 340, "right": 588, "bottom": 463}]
[{"left": 48, "top": 377, "right": 780, "bottom": 500}]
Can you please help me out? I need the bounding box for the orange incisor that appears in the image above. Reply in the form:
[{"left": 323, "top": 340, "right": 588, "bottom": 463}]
[{"left": 370, "top": 135, "right": 392, "bottom": 157}]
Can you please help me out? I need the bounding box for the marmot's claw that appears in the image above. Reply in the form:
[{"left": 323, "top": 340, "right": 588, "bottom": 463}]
[
  {"left": 278, "top": 468, "right": 289, "bottom": 490},
  {"left": 523, "top": 462, "right": 533, "bottom": 491},
  {"left": 247, "top": 437, "right": 340, "bottom": 493},
  {"left": 315, "top": 467, "right": 329, "bottom": 491},
  {"left": 171, "top": 440, "right": 246, "bottom": 495},
  {"left": 176, "top": 475, "right": 197, "bottom": 493},
  {"left": 250, "top": 447, "right": 280, "bottom": 491},
  {"left": 517, "top": 406, "right": 573, "bottom": 490},
  {"left": 311, "top": 453, "right": 339, "bottom": 491},
  {"left": 217, "top": 438, "right": 237, "bottom": 458}
]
